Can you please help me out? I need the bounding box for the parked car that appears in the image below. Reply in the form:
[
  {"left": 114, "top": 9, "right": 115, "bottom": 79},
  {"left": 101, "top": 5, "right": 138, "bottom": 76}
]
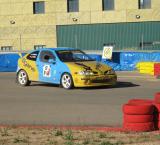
[{"left": 16, "top": 48, "right": 117, "bottom": 89}]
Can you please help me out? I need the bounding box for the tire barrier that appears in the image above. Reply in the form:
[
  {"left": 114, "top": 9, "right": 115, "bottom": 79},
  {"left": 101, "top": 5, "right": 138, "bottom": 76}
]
[
  {"left": 128, "top": 99, "right": 154, "bottom": 105},
  {"left": 153, "top": 92, "right": 160, "bottom": 130},
  {"left": 123, "top": 103, "right": 155, "bottom": 132},
  {"left": 154, "top": 92, "right": 160, "bottom": 104},
  {"left": 123, "top": 122, "right": 155, "bottom": 132},
  {"left": 122, "top": 94, "right": 160, "bottom": 132},
  {"left": 136, "top": 62, "right": 160, "bottom": 77},
  {"left": 154, "top": 63, "right": 160, "bottom": 78},
  {"left": 136, "top": 62, "right": 155, "bottom": 75},
  {"left": 124, "top": 114, "right": 154, "bottom": 123},
  {"left": 123, "top": 104, "right": 154, "bottom": 115}
]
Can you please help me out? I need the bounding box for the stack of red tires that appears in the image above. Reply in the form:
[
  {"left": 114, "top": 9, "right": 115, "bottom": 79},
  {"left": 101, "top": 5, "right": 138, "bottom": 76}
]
[
  {"left": 154, "top": 92, "right": 160, "bottom": 129},
  {"left": 123, "top": 99, "right": 155, "bottom": 132},
  {"left": 154, "top": 63, "right": 160, "bottom": 78}
]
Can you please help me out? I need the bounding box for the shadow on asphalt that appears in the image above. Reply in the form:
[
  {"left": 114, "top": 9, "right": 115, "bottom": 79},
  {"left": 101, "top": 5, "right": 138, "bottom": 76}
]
[
  {"left": 30, "top": 81, "right": 139, "bottom": 90},
  {"left": 80, "top": 82, "right": 140, "bottom": 90},
  {"left": 30, "top": 83, "right": 60, "bottom": 88}
]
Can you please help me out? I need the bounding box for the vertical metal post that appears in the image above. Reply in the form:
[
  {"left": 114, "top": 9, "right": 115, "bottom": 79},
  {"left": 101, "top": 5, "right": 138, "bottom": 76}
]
[
  {"left": 20, "top": 34, "right": 22, "bottom": 52},
  {"left": 141, "top": 34, "right": 144, "bottom": 50},
  {"left": 75, "top": 34, "right": 78, "bottom": 48}
]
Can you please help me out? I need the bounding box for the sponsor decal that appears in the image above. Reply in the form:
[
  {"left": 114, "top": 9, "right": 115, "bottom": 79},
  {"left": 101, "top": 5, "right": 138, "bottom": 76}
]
[
  {"left": 22, "top": 58, "right": 35, "bottom": 72},
  {"left": 102, "top": 46, "right": 113, "bottom": 59},
  {"left": 43, "top": 65, "right": 51, "bottom": 77}
]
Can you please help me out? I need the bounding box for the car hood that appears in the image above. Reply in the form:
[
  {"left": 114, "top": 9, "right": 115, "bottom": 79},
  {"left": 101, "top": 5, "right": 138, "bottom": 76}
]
[{"left": 65, "top": 61, "right": 112, "bottom": 74}]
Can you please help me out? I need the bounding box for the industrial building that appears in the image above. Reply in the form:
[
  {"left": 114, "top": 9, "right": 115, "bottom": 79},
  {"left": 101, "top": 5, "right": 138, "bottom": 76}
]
[{"left": 0, "top": 0, "right": 160, "bottom": 51}]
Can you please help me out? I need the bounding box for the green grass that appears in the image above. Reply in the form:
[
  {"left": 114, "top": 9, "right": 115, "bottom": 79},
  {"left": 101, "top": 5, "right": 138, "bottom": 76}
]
[
  {"left": 0, "top": 127, "right": 159, "bottom": 145},
  {"left": 0, "top": 128, "right": 10, "bottom": 136},
  {"left": 55, "top": 130, "right": 63, "bottom": 136},
  {"left": 65, "top": 130, "right": 74, "bottom": 141},
  {"left": 13, "top": 136, "right": 30, "bottom": 144}
]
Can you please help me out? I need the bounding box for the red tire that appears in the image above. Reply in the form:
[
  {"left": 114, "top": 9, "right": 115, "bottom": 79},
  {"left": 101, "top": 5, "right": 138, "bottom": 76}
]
[
  {"left": 124, "top": 114, "right": 154, "bottom": 123},
  {"left": 158, "top": 121, "right": 160, "bottom": 129},
  {"left": 154, "top": 113, "right": 160, "bottom": 121},
  {"left": 128, "top": 99, "right": 153, "bottom": 105},
  {"left": 154, "top": 103, "right": 160, "bottom": 113},
  {"left": 123, "top": 122, "right": 155, "bottom": 132},
  {"left": 154, "top": 92, "right": 160, "bottom": 104},
  {"left": 123, "top": 104, "right": 154, "bottom": 115},
  {"left": 154, "top": 121, "right": 159, "bottom": 130},
  {"left": 155, "top": 121, "right": 160, "bottom": 130}
]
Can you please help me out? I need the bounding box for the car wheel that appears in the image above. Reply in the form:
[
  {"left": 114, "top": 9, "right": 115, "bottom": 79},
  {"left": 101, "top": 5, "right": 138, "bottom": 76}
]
[
  {"left": 17, "top": 70, "right": 31, "bottom": 86},
  {"left": 61, "top": 73, "right": 74, "bottom": 89}
]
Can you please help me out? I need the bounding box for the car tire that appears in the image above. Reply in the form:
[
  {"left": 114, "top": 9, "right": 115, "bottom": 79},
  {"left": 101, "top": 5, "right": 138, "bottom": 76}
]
[
  {"left": 123, "top": 104, "right": 154, "bottom": 115},
  {"left": 123, "top": 122, "right": 155, "bottom": 132},
  {"left": 124, "top": 114, "right": 154, "bottom": 123},
  {"left": 17, "top": 70, "right": 31, "bottom": 86},
  {"left": 61, "top": 73, "right": 74, "bottom": 89}
]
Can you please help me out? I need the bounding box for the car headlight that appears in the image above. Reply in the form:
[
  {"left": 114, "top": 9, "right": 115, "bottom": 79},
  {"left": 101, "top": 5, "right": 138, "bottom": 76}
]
[
  {"left": 78, "top": 71, "right": 94, "bottom": 76},
  {"left": 105, "top": 69, "right": 115, "bottom": 75}
]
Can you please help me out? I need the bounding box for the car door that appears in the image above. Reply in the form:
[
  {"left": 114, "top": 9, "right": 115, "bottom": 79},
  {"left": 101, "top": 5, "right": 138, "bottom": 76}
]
[{"left": 36, "top": 50, "right": 58, "bottom": 84}]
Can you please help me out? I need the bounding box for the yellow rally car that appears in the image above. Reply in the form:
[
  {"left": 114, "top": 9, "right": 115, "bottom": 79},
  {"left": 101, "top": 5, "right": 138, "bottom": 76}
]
[{"left": 16, "top": 48, "right": 117, "bottom": 89}]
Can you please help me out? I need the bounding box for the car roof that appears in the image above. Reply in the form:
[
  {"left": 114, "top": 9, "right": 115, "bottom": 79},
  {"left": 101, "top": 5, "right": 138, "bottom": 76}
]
[{"left": 36, "top": 47, "right": 77, "bottom": 52}]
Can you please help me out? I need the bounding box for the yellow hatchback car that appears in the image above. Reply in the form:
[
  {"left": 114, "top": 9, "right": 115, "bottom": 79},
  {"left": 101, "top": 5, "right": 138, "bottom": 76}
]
[{"left": 16, "top": 48, "right": 117, "bottom": 89}]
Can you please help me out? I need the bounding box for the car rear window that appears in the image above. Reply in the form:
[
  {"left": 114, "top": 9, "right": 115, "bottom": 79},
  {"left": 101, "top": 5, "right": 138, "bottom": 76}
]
[{"left": 26, "top": 51, "right": 39, "bottom": 61}]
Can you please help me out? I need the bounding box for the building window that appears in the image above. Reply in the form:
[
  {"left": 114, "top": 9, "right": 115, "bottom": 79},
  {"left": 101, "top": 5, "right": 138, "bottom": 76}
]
[
  {"left": 139, "top": 0, "right": 151, "bottom": 9},
  {"left": 33, "top": 1, "right": 45, "bottom": 14},
  {"left": 34, "top": 45, "right": 46, "bottom": 50},
  {"left": 102, "top": 0, "right": 114, "bottom": 11},
  {"left": 67, "top": 0, "right": 79, "bottom": 12},
  {"left": 1, "top": 46, "right": 13, "bottom": 51}
]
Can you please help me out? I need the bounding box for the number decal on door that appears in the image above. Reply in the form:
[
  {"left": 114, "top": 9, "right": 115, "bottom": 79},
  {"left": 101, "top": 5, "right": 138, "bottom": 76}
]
[{"left": 43, "top": 65, "right": 51, "bottom": 78}]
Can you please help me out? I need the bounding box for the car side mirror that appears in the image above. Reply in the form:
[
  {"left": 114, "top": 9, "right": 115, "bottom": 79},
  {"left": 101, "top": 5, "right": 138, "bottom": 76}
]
[{"left": 48, "top": 59, "right": 56, "bottom": 64}]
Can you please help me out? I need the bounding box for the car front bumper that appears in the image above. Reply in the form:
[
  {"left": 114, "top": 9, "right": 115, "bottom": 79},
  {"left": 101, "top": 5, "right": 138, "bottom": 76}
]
[{"left": 73, "top": 74, "right": 117, "bottom": 87}]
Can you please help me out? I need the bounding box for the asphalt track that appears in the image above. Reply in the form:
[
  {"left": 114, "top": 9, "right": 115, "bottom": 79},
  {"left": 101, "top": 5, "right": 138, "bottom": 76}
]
[{"left": 0, "top": 72, "right": 159, "bottom": 127}]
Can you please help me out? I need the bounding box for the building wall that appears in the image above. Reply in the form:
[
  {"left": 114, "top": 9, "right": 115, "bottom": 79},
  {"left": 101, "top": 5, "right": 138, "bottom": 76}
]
[
  {"left": 0, "top": 0, "right": 159, "bottom": 51},
  {"left": 57, "top": 22, "right": 160, "bottom": 50}
]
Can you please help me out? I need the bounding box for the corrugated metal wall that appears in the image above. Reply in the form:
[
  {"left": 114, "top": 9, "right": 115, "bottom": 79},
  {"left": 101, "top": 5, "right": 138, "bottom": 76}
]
[{"left": 56, "top": 22, "right": 160, "bottom": 51}]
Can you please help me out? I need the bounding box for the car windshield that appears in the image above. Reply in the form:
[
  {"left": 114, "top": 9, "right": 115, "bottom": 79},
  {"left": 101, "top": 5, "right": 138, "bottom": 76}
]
[{"left": 56, "top": 50, "right": 95, "bottom": 62}]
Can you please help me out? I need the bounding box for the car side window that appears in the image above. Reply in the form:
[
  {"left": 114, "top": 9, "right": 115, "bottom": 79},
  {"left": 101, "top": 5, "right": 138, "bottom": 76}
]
[
  {"left": 26, "top": 51, "right": 39, "bottom": 61},
  {"left": 40, "top": 51, "right": 55, "bottom": 63}
]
